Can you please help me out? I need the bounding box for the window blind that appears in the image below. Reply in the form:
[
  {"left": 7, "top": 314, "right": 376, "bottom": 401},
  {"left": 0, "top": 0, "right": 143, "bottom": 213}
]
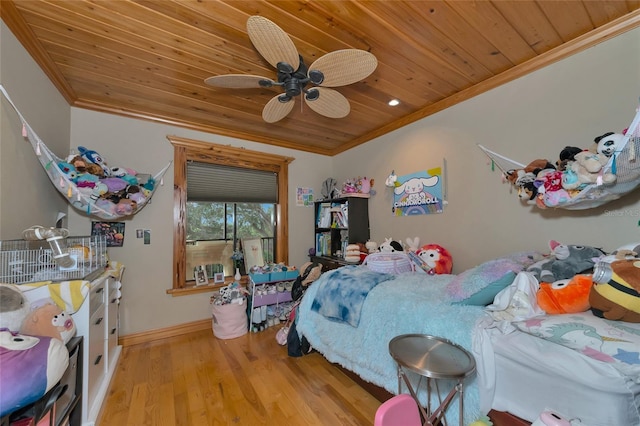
[{"left": 186, "top": 161, "right": 278, "bottom": 203}]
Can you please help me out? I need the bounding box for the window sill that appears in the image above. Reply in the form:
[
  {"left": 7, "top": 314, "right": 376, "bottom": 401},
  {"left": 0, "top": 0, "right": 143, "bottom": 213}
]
[{"left": 166, "top": 276, "right": 247, "bottom": 297}]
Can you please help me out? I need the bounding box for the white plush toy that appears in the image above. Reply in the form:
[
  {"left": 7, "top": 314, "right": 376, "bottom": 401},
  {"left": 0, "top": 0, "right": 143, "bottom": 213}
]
[
  {"left": 568, "top": 151, "right": 616, "bottom": 187},
  {"left": 405, "top": 237, "right": 420, "bottom": 252},
  {"left": 365, "top": 240, "right": 379, "bottom": 253},
  {"left": 379, "top": 237, "right": 404, "bottom": 253},
  {"left": 595, "top": 132, "right": 625, "bottom": 157}
]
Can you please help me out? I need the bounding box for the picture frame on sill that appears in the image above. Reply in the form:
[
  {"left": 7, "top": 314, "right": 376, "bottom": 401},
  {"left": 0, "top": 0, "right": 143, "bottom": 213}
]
[
  {"left": 242, "top": 238, "right": 265, "bottom": 272},
  {"left": 213, "top": 272, "right": 225, "bottom": 284},
  {"left": 194, "top": 265, "right": 209, "bottom": 286}
]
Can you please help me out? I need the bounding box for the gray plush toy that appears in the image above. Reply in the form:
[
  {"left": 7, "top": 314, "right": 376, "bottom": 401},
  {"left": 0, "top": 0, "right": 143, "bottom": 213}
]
[
  {"left": 527, "top": 240, "right": 605, "bottom": 282},
  {"left": 0, "top": 283, "right": 30, "bottom": 332}
]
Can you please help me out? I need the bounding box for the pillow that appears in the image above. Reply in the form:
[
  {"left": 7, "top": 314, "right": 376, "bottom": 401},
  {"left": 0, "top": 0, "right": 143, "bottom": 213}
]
[
  {"left": 452, "top": 271, "right": 516, "bottom": 306},
  {"left": 446, "top": 251, "right": 545, "bottom": 302},
  {"left": 513, "top": 312, "right": 640, "bottom": 376}
]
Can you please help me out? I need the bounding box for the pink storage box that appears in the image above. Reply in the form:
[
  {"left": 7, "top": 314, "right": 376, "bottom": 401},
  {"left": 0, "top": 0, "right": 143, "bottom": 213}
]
[{"left": 211, "top": 301, "right": 248, "bottom": 339}]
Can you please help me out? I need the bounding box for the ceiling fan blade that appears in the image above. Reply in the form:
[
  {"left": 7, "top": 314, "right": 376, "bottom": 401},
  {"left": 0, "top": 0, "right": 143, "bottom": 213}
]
[
  {"left": 204, "top": 74, "right": 275, "bottom": 89},
  {"left": 304, "top": 87, "right": 350, "bottom": 119},
  {"left": 309, "top": 50, "right": 378, "bottom": 87},
  {"left": 262, "top": 94, "right": 295, "bottom": 123},
  {"left": 247, "top": 16, "right": 299, "bottom": 71}
]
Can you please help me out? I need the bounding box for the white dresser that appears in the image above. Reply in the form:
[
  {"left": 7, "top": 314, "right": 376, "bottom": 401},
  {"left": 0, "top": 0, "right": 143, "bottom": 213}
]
[{"left": 72, "top": 272, "right": 122, "bottom": 425}]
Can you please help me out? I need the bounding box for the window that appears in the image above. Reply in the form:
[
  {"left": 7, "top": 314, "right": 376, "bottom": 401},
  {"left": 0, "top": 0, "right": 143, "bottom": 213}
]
[
  {"left": 168, "top": 136, "right": 294, "bottom": 294},
  {"left": 185, "top": 201, "right": 276, "bottom": 277},
  {"left": 185, "top": 161, "right": 278, "bottom": 277}
]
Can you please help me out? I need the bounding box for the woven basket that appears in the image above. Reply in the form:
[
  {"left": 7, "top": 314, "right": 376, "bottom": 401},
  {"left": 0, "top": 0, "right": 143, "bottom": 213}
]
[{"left": 363, "top": 252, "right": 413, "bottom": 274}]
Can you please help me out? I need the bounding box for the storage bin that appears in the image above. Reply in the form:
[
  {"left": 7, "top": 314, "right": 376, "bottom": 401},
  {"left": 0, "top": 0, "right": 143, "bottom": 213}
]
[
  {"left": 285, "top": 270, "right": 300, "bottom": 280},
  {"left": 270, "top": 271, "right": 287, "bottom": 281},
  {"left": 211, "top": 300, "right": 248, "bottom": 339},
  {"left": 250, "top": 272, "right": 270, "bottom": 283}
]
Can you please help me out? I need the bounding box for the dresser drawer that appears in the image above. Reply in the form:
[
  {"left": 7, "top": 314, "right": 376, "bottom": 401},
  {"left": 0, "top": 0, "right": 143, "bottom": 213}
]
[
  {"left": 87, "top": 305, "right": 106, "bottom": 405},
  {"left": 89, "top": 282, "right": 106, "bottom": 316}
]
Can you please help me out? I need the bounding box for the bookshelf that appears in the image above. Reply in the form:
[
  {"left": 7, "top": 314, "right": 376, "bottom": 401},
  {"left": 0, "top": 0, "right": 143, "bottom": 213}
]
[{"left": 312, "top": 196, "right": 369, "bottom": 269}]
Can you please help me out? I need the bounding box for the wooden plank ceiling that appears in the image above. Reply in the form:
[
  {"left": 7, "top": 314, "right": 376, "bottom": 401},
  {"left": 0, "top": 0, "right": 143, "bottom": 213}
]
[{"left": 2, "top": 1, "right": 640, "bottom": 156}]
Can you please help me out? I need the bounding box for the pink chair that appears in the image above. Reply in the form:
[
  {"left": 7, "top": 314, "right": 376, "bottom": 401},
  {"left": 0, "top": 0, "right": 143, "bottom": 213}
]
[{"left": 374, "top": 394, "right": 422, "bottom": 426}]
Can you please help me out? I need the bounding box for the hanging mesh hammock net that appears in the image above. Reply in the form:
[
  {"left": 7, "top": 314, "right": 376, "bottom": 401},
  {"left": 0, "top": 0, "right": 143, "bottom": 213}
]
[
  {"left": 1, "top": 85, "right": 171, "bottom": 220},
  {"left": 479, "top": 101, "right": 640, "bottom": 210}
]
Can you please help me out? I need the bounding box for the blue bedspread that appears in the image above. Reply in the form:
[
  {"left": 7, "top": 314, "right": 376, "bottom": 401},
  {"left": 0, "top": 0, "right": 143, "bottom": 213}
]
[
  {"left": 296, "top": 268, "right": 489, "bottom": 425},
  {"left": 310, "top": 266, "right": 395, "bottom": 327}
]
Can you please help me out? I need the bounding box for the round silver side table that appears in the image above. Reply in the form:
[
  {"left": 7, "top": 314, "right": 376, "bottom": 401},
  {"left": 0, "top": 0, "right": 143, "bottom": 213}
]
[{"left": 388, "top": 334, "right": 476, "bottom": 426}]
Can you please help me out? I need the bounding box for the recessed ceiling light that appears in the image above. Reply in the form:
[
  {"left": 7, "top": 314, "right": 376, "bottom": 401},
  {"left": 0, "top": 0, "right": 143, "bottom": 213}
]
[{"left": 388, "top": 99, "right": 400, "bottom": 106}]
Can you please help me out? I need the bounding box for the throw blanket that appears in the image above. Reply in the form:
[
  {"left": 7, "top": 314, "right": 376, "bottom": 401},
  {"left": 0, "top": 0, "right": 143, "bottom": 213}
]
[
  {"left": 20, "top": 280, "right": 91, "bottom": 314},
  {"left": 311, "top": 266, "right": 395, "bottom": 327},
  {"left": 297, "top": 271, "right": 489, "bottom": 425}
]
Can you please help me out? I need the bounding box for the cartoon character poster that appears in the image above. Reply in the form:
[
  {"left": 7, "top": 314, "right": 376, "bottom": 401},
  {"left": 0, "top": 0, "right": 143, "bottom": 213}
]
[{"left": 393, "top": 168, "right": 443, "bottom": 215}]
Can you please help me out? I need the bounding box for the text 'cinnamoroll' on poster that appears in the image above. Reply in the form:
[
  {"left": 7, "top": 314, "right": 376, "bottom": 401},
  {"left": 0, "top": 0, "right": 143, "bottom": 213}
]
[{"left": 392, "top": 167, "right": 443, "bottom": 216}]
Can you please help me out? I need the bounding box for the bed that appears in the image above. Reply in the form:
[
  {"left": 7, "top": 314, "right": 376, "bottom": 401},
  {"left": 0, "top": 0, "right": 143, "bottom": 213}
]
[{"left": 295, "top": 252, "right": 640, "bottom": 426}]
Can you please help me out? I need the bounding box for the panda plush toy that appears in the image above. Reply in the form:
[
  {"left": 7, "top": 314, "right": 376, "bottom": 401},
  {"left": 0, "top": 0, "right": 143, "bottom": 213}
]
[{"left": 595, "top": 131, "right": 625, "bottom": 158}]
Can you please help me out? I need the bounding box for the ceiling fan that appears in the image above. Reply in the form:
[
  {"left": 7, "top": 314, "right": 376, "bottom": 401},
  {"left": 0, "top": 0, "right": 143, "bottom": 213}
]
[{"left": 205, "top": 16, "right": 378, "bottom": 123}]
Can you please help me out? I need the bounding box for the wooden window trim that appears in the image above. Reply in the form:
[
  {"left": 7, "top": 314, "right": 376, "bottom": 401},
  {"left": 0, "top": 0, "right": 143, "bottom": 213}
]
[{"left": 167, "top": 136, "right": 294, "bottom": 296}]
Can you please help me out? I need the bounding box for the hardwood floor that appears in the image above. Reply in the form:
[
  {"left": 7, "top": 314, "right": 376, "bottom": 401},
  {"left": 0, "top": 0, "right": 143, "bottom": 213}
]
[{"left": 98, "top": 327, "right": 381, "bottom": 425}]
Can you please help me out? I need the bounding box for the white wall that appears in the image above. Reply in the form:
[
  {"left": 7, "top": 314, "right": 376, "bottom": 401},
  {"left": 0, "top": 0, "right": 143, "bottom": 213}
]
[
  {"left": 66, "top": 109, "right": 331, "bottom": 334},
  {"left": 333, "top": 27, "right": 640, "bottom": 272},
  {"left": 0, "top": 23, "right": 70, "bottom": 238}
]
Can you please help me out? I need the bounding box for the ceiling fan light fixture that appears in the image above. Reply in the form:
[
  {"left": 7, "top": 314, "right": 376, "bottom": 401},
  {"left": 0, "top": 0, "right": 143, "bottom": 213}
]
[
  {"left": 305, "top": 89, "right": 320, "bottom": 101},
  {"left": 276, "top": 62, "right": 295, "bottom": 74},
  {"left": 284, "top": 80, "right": 302, "bottom": 96},
  {"left": 308, "top": 69, "right": 324, "bottom": 85},
  {"left": 207, "top": 16, "right": 377, "bottom": 123}
]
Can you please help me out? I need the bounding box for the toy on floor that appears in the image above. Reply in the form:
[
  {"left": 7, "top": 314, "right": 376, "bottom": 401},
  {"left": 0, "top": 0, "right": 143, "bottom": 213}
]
[{"left": 469, "top": 416, "right": 493, "bottom": 426}]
